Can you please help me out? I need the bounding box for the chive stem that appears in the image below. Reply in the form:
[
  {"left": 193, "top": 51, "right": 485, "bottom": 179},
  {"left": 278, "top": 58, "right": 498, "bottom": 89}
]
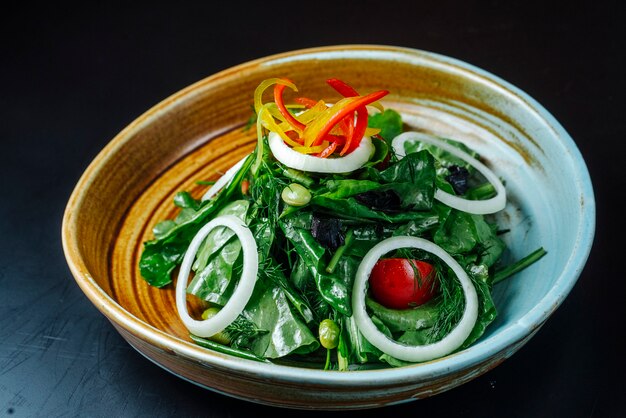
[
  {"left": 190, "top": 334, "right": 269, "bottom": 363},
  {"left": 493, "top": 247, "right": 547, "bottom": 285}
]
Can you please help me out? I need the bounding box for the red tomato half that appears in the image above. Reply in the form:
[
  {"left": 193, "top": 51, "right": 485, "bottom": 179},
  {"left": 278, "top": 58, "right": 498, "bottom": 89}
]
[{"left": 369, "top": 258, "right": 438, "bottom": 309}]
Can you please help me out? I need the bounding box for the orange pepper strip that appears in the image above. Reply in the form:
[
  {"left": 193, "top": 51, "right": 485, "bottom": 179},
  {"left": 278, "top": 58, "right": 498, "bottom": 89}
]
[
  {"left": 295, "top": 97, "right": 319, "bottom": 108},
  {"left": 310, "top": 90, "right": 388, "bottom": 147},
  {"left": 274, "top": 81, "right": 306, "bottom": 132}
]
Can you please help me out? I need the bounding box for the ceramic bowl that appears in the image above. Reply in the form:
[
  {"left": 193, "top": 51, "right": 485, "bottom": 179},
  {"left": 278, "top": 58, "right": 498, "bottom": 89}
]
[{"left": 61, "top": 45, "right": 595, "bottom": 409}]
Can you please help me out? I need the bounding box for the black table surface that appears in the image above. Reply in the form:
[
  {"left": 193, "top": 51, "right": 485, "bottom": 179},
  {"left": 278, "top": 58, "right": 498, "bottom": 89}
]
[{"left": 2, "top": 2, "right": 624, "bottom": 417}]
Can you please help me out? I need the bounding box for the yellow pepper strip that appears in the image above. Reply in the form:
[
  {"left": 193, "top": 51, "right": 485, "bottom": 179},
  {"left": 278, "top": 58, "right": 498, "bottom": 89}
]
[
  {"left": 277, "top": 101, "right": 326, "bottom": 133},
  {"left": 260, "top": 105, "right": 301, "bottom": 148},
  {"left": 364, "top": 127, "right": 381, "bottom": 136},
  {"left": 302, "top": 97, "right": 362, "bottom": 147},
  {"left": 368, "top": 101, "right": 385, "bottom": 112},
  {"left": 293, "top": 141, "right": 329, "bottom": 154},
  {"left": 266, "top": 103, "right": 288, "bottom": 123},
  {"left": 254, "top": 78, "right": 298, "bottom": 114}
]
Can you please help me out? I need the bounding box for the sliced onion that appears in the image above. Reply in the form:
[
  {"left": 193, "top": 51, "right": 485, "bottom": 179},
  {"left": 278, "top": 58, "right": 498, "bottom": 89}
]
[
  {"left": 175, "top": 215, "right": 258, "bottom": 338},
  {"left": 268, "top": 131, "right": 374, "bottom": 173},
  {"left": 201, "top": 156, "right": 248, "bottom": 202},
  {"left": 352, "top": 236, "right": 478, "bottom": 362},
  {"left": 392, "top": 132, "right": 506, "bottom": 214}
]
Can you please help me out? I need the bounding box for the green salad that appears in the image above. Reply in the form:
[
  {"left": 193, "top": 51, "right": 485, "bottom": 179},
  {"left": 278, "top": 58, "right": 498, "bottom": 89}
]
[{"left": 139, "top": 77, "right": 546, "bottom": 369}]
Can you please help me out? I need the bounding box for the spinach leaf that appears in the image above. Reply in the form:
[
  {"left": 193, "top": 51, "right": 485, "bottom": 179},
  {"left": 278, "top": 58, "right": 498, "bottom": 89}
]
[
  {"left": 152, "top": 220, "right": 177, "bottom": 240},
  {"left": 433, "top": 209, "right": 505, "bottom": 266},
  {"left": 139, "top": 236, "right": 189, "bottom": 287},
  {"left": 402, "top": 135, "right": 479, "bottom": 171},
  {"left": 259, "top": 257, "right": 315, "bottom": 325},
  {"left": 192, "top": 200, "right": 250, "bottom": 272},
  {"left": 375, "top": 151, "right": 436, "bottom": 210},
  {"left": 342, "top": 315, "right": 383, "bottom": 364},
  {"left": 186, "top": 200, "right": 250, "bottom": 304},
  {"left": 313, "top": 196, "right": 437, "bottom": 224},
  {"left": 173, "top": 191, "right": 201, "bottom": 210},
  {"left": 363, "top": 137, "right": 389, "bottom": 168},
  {"left": 392, "top": 217, "right": 440, "bottom": 238},
  {"left": 433, "top": 210, "right": 478, "bottom": 254},
  {"left": 187, "top": 238, "right": 242, "bottom": 304},
  {"left": 280, "top": 216, "right": 352, "bottom": 315},
  {"left": 368, "top": 109, "right": 403, "bottom": 142},
  {"left": 242, "top": 280, "right": 319, "bottom": 358}
]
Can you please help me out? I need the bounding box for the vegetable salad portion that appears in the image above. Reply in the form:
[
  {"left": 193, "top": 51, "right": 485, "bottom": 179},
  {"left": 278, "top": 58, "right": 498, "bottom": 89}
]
[{"left": 139, "top": 78, "right": 546, "bottom": 369}]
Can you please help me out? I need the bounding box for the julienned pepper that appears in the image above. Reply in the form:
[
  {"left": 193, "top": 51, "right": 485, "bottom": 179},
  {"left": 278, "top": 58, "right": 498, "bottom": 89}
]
[
  {"left": 274, "top": 81, "right": 306, "bottom": 132},
  {"left": 327, "top": 78, "right": 385, "bottom": 112},
  {"left": 256, "top": 77, "right": 388, "bottom": 158},
  {"left": 307, "top": 90, "right": 389, "bottom": 147},
  {"left": 326, "top": 78, "right": 360, "bottom": 97}
]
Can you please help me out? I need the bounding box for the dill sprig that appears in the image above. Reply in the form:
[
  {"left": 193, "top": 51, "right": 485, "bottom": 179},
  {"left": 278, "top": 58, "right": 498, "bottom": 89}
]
[{"left": 427, "top": 263, "right": 465, "bottom": 343}]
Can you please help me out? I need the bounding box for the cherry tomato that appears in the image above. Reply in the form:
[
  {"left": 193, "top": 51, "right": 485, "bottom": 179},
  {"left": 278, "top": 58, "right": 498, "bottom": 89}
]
[{"left": 369, "top": 258, "right": 438, "bottom": 309}]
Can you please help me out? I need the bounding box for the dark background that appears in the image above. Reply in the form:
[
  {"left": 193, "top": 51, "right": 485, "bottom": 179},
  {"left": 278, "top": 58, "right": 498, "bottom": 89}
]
[{"left": 2, "top": 2, "right": 624, "bottom": 417}]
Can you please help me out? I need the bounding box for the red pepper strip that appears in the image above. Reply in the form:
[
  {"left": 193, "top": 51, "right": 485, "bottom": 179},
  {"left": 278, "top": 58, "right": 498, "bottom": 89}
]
[
  {"left": 326, "top": 78, "right": 359, "bottom": 97},
  {"left": 311, "top": 90, "right": 389, "bottom": 147},
  {"left": 327, "top": 80, "right": 360, "bottom": 155},
  {"left": 294, "top": 97, "right": 319, "bottom": 109},
  {"left": 341, "top": 107, "right": 369, "bottom": 155},
  {"left": 326, "top": 79, "right": 371, "bottom": 155},
  {"left": 327, "top": 78, "right": 378, "bottom": 155},
  {"left": 274, "top": 82, "right": 306, "bottom": 131},
  {"left": 322, "top": 133, "right": 346, "bottom": 145},
  {"left": 317, "top": 141, "right": 338, "bottom": 158}
]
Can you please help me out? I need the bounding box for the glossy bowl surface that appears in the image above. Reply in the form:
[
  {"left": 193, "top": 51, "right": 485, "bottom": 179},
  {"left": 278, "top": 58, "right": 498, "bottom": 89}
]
[{"left": 62, "top": 45, "right": 595, "bottom": 409}]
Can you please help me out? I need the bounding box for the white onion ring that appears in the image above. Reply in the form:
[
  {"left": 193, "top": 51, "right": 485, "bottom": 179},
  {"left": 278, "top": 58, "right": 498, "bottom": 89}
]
[
  {"left": 268, "top": 131, "right": 374, "bottom": 173},
  {"left": 201, "top": 156, "right": 248, "bottom": 202},
  {"left": 353, "top": 236, "right": 478, "bottom": 362},
  {"left": 392, "top": 132, "right": 506, "bottom": 214},
  {"left": 175, "top": 215, "right": 258, "bottom": 338}
]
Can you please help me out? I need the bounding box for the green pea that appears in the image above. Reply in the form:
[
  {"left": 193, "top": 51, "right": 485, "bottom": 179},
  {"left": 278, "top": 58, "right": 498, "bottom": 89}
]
[
  {"left": 319, "top": 318, "right": 340, "bottom": 349},
  {"left": 281, "top": 183, "right": 311, "bottom": 206},
  {"left": 201, "top": 307, "right": 231, "bottom": 345}
]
